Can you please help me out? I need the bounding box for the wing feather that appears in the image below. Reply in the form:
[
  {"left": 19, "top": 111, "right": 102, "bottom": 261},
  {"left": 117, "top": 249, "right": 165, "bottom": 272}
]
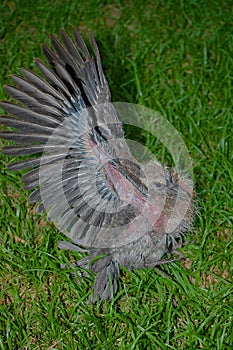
[{"left": 0, "top": 29, "right": 145, "bottom": 248}]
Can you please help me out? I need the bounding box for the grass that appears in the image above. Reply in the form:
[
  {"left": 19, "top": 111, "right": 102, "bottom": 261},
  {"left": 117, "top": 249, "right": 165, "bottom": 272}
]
[{"left": 0, "top": 0, "right": 232, "bottom": 349}]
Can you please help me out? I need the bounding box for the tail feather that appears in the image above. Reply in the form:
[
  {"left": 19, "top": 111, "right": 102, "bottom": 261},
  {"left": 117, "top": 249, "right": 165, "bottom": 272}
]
[{"left": 92, "top": 258, "right": 120, "bottom": 302}]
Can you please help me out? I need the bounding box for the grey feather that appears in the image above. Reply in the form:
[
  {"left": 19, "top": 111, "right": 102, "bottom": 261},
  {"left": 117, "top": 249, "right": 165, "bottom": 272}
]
[
  {"left": 0, "top": 28, "right": 194, "bottom": 302},
  {"left": 1, "top": 101, "right": 60, "bottom": 126}
]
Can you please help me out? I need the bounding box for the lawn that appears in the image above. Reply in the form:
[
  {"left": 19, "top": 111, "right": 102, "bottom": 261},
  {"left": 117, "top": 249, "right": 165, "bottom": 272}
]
[{"left": 0, "top": 0, "right": 232, "bottom": 349}]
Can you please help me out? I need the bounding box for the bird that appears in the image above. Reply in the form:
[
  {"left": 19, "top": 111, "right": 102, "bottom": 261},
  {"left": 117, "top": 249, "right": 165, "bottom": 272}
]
[{"left": 0, "top": 28, "right": 194, "bottom": 302}]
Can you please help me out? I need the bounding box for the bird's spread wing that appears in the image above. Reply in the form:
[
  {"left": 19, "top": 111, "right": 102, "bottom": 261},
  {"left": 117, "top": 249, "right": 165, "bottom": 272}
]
[{"left": 0, "top": 29, "right": 148, "bottom": 248}]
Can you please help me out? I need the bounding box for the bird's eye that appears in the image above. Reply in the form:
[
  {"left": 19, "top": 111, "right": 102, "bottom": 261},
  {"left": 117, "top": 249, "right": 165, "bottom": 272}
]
[{"left": 154, "top": 182, "right": 162, "bottom": 188}]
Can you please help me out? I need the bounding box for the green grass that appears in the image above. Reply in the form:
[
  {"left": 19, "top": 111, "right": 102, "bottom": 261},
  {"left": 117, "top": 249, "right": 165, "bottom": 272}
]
[{"left": 0, "top": 0, "right": 232, "bottom": 349}]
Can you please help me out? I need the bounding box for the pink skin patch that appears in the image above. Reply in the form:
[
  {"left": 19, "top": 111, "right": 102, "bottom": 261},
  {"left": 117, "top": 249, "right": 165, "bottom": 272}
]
[{"left": 89, "top": 138, "right": 165, "bottom": 232}]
